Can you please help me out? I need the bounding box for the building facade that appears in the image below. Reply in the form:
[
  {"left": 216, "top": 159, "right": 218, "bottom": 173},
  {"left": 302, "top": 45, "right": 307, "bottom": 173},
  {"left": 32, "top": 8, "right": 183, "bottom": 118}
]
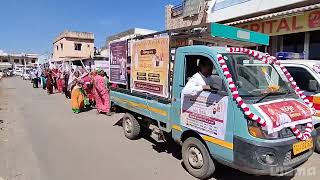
[
  {"left": 165, "top": 0, "right": 320, "bottom": 59},
  {"left": 52, "top": 31, "right": 95, "bottom": 61},
  {"left": 0, "top": 51, "right": 38, "bottom": 66}
]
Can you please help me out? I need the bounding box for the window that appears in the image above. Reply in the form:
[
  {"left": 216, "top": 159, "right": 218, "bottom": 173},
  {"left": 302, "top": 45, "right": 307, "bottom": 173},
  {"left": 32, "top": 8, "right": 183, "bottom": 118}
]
[
  {"left": 2, "top": 59, "right": 9, "bottom": 62},
  {"left": 56, "top": 45, "right": 59, "bottom": 51},
  {"left": 286, "top": 66, "right": 318, "bottom": 95},
  {"left": 184, "top": 55, "right": 224, "bottom": 90},
  {"left": 14, "top": 59, "right": 19, "bottom": 63},
  {"left": 87, "top": 44, "right": 90, "bottom": 48},
  {"left": 60, "top": 43, "right": 63, "bottom": 50},
  {"left": 310, "top": 30, "right": 320, "bottom": 60},
  {"left": 75, "top": 43, "right": 82, "bottom": 51},
  {"left": 31, "top": 60, "right": 36, "bottom": 63},
  {"left": 282, "top": 32, "right": 305, "bottom": 53}
]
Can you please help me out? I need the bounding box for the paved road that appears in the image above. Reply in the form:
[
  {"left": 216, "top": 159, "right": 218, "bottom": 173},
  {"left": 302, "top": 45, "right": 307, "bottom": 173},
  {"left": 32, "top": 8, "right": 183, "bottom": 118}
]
[{"left": 0, "top": 77, "right": 319, "bottom": 180}]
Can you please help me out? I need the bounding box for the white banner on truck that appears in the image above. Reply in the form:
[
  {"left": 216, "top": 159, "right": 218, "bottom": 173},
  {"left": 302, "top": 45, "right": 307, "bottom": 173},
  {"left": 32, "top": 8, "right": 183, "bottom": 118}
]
[{"left": 181, "top": 92, "right": 228, "bottom": 140}]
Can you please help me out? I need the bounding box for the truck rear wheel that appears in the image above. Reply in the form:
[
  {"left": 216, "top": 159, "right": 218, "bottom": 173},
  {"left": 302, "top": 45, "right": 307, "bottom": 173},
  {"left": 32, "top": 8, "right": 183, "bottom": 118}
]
[
  {"left": 182, "top": 137, "right": 215, "bottom": 179},
  {"left": 122, "top": 113, "right": 141, "bottom": 140},
  {"left": 315, "top": 126, "right": 320, "bottom": 153}
]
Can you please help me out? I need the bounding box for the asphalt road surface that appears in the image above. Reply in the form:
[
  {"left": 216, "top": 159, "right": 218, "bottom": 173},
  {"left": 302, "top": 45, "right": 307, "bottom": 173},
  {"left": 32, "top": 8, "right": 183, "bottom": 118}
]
[{"left": 0, "top": 77, "right": 319, "bottom": 180}]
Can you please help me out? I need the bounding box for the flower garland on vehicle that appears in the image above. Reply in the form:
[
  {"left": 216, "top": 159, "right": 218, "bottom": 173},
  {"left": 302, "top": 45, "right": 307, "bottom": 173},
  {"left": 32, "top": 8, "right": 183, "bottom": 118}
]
[{"left": 217, "top": 47, "right": 314, "bottom": 141}]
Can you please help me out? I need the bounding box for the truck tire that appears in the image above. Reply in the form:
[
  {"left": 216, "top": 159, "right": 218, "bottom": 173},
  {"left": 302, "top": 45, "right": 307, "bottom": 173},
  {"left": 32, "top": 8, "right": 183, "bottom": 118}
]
[
  {"left": 182, "top": 137, "right": 215, "bottom": 179},
  {"left": 122, "top": 113, "right": 141, "bottom": 140},
  {"left": 315, "top": 126, "right": 320, "bottom": 154}
]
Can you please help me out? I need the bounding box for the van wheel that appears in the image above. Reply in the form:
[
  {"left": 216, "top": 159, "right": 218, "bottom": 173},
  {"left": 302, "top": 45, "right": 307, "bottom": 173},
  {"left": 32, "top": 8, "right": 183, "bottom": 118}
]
[
  {"left": 182, "top": 137, "right": 215, "bottom": 179},
  {"left": 315, "top": 127, "right": 320, "bottom": 153},
  {"left": 122, "top": 113, "right": 141, "bottom": 140}
]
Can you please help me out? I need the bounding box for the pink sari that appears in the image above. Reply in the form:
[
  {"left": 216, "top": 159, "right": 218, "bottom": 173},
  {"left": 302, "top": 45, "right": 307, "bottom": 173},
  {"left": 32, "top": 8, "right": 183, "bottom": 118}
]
[{"left": 93, "top": 75, "right": 110, "bottom": 113}]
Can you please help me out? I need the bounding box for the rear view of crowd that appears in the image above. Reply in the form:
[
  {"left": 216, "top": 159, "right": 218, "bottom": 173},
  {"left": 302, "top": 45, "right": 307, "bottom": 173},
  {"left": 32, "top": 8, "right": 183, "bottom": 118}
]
[{"left": 30, "top": 67, "right": 112, "bottom": 116}]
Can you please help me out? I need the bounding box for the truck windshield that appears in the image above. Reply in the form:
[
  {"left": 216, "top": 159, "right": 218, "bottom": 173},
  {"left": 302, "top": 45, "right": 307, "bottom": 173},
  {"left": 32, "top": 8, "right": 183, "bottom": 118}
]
[{"left": 222, "top": 53, "right": 295, "bottom": 102}]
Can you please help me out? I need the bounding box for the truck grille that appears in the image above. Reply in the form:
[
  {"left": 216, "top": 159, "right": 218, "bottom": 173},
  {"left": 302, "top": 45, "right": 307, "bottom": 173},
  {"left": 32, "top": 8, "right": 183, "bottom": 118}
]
[
  {"left": 283, "top": 149, "right": 312, "bottom": 166},
  {"left": 279, "top": 125, "right": 306, "bottom": 138}
]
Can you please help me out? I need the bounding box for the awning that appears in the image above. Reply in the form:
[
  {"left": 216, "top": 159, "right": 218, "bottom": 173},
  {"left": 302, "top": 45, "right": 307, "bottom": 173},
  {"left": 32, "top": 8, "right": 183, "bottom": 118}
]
[{"left": 226, "top": 3, "right": 320, "bottom": 26}]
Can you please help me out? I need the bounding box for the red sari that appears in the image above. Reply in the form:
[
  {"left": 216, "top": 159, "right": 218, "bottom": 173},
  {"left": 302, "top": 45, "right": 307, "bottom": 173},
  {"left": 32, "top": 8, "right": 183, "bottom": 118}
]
[{"left": 93, "top": 75, "right": 110, "bottom": 113}]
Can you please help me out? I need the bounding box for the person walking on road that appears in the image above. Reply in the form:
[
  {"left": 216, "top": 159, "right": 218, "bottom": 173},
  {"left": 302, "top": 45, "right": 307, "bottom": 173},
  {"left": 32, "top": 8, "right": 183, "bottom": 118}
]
[
  {"left": 71, "top": 71, "right": 85, "bottom": 114},
  {"left": 93, "top": 70, "right": 111, "bottom": 115},
  {"left": 63, "top": 71, "right": 71, "bottom": 99},
  {"left": 46, "top": 70, "right": 54, "bottom": 95},
  {"left": 40, "top": 72, "right": 46, "bottom": 90},
  {"left": 31, "top": 69, "right": 39, "bottom": 88}
]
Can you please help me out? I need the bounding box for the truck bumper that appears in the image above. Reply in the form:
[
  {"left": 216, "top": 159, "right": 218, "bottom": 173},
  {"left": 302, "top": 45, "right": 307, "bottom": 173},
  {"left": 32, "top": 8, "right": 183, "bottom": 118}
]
[{"left": 231, "top": 133, "right": 316, "bottom": 176}]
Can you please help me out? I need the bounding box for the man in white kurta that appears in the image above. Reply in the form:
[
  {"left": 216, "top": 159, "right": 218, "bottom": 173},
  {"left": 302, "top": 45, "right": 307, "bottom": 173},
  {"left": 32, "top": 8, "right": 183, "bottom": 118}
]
[{"left": 182, "top": 60, "right": 222, "bottom": 96}]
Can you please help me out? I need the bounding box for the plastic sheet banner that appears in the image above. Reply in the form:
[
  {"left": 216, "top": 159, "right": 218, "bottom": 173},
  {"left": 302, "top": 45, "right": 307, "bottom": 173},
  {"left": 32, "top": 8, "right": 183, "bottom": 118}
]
[
  {"left": 131, "top": 37, "right": 170, "bottom": 97},
  {"left": 109, "top": 40, "right": 128, "bottom": 85}
]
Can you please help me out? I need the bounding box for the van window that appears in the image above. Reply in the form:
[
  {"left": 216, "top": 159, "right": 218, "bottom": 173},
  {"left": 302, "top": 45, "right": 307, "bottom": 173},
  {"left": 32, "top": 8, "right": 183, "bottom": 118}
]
[{"left": 286, "top": 66, "right": 318, "bottom": 95}]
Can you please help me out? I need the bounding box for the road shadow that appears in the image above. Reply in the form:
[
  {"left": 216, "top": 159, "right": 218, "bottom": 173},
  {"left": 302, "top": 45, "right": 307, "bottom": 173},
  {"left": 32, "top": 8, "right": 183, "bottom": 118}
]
[
  {"left": 210, "top": 164, "right": 294, "bottom": 180},
  {"left": 113, "top": 118, "right": 182, "bottom": 160},
  {"left": 112, "top": 117, "right": 294, "bottom": 180}
]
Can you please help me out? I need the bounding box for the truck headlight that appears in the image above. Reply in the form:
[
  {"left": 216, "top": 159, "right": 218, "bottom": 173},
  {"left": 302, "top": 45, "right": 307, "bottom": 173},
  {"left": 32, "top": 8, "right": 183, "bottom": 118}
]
[{"left": 248, "top": 120, "right": 279, "bottom": 139}]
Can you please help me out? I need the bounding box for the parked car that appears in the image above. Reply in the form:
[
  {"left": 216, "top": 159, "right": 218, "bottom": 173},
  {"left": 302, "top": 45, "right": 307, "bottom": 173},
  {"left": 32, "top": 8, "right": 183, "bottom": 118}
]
[
  {"left": 280, "top": 60, "right": 320, "bottom": 153},
  {"left": 0, "top": 70, "right": 3, "bottom": 79},
  {"left": 22, "top": 68, "right": 31, "bottom": 80},
  {"left": 6, "top": 68, "right": 13, "bottom": 76}
]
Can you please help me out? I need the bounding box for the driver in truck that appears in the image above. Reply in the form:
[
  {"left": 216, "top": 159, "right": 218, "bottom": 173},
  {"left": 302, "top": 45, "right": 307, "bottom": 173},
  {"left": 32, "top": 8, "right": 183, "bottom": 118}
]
[{"left": 182, "top": 58, "right": 222, "bottom": 96}]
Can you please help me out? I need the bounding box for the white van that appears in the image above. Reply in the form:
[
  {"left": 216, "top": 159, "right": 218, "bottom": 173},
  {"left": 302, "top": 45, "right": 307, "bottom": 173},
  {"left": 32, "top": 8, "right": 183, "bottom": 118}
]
[
  {"left": 14, "top": 65, "right": 24, "bottom": 76},
  {"left": 280, "top": 60, "right": 320, "bottom": 153}
]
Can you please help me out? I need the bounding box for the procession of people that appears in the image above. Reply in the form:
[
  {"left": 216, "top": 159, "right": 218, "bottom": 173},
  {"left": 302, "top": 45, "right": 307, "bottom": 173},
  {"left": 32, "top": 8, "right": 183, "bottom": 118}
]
[{"left": 30, "top": 65, "right": 111, "bottom": 116}]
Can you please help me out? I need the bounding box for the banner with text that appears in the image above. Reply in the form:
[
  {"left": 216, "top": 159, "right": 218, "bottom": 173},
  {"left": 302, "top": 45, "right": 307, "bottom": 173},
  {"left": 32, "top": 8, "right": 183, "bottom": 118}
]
[
  {"left": 238, "top": 9, "right": 320, "bottom": 36},
  {"left": 181, "top": 92, "right": 228, "bottom": 140},
  {"left": 131, "top": 37, "right": 170, "bottom": 97},
  {"left": 109, "top": 40, "right": 128, "bottom": 85}
]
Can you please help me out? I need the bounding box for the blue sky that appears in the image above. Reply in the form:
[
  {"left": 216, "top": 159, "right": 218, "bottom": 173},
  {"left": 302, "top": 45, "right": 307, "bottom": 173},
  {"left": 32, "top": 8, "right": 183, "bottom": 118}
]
[{"left": 0, "top": 0, "right": 181, "bottom": 54}]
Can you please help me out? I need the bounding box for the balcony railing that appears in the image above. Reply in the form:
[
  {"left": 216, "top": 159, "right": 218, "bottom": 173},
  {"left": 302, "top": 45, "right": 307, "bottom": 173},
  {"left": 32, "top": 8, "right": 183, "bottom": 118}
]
[{"left": 171, "top": 4, "right": 183, "bottom": 17}]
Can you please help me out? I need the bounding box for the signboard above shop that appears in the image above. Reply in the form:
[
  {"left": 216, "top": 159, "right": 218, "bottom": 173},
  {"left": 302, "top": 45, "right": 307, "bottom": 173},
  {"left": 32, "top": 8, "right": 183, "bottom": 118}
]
[
  {"left": 237, "top": 9, "right": 320, "bottom": 36},
  {"left": 183, "top": 0, "right": 204, "bottom": 18}
]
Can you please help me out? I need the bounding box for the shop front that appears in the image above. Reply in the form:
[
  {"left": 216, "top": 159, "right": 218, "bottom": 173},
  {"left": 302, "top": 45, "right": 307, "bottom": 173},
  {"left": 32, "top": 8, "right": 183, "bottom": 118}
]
[{"left": 232, "top": 6, "right": 320, "bottom": 60}]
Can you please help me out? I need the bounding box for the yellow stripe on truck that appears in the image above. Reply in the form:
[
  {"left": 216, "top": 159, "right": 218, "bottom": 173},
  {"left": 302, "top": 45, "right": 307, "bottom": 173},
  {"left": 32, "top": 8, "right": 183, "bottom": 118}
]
[
  {"left": 113, "top": 97, "right": 168, "bottom": 116},
  {"left": 202, "top": 135, "right": 234, "bottom": 150},
  {"left": 172, "top": 125, "right": 183, "bottom": 132}
]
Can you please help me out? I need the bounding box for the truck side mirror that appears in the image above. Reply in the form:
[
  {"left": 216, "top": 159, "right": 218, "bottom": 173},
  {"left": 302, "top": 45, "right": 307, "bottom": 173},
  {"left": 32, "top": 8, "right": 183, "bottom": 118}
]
[{"left": 308, "top": 80, "right": 318, "bottom": 92}]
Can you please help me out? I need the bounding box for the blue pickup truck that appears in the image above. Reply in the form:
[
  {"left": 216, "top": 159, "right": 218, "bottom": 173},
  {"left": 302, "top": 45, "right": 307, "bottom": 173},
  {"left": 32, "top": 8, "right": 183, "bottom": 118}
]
[{"left": 110, "top": 23, "right": 317, "bottom": 179}]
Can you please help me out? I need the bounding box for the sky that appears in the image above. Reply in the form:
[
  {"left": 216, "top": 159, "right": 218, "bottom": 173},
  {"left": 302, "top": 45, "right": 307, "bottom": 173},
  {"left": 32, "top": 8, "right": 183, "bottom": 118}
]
[{"left": 0, "top": 0, "right": 181, "bottom": 55}]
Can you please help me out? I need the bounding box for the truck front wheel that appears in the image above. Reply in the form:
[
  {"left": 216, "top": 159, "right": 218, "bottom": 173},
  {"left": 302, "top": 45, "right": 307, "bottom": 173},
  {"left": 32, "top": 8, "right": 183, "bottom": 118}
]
[
  {"left": 122, "top": 113, "right": 141, "bottom": 140},
  {"left": 182, "top": 137, "right": 215, "bottom": 179}
]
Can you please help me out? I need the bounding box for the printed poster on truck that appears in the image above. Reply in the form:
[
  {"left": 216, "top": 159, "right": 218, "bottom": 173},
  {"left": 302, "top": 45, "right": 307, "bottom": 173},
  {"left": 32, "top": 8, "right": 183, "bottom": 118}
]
[
  {"left": 109, "top": 40, "right": 128, "bottom": 85},
  {"left": 131, "top": 37, "right": 170, "bottom": 97},
  {"left": 254, "top": 99, "right": 313, "bottom": 134},
  {"left": 181, "top": 92, "right": 228, "bottom": 140}
]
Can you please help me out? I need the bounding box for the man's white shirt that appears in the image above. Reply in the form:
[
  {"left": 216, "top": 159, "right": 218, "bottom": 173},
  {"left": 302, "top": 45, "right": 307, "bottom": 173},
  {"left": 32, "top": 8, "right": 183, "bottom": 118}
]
[{"left": 182, "top": 72, "right": 220, "bottom": 96}]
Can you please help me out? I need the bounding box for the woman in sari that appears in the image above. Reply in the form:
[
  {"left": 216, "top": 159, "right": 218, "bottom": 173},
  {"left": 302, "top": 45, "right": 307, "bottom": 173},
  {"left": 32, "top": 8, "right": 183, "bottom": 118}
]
[
  {"left": 82, "top": 72, "right": 95, "bottom": 106},
  {"left": 93, "top": 70, "right": 111, "bottom": 115},
  {"left": 71, "top": 71, "right": 85, "bottom": 114},
  {"left": 56, "top": 71, "right": 64, "bottom": 93},
  {"left": 46, "top": 70, "right": 54, "bottom": 95},
  {"left": 40, "top": 72, "right": 46, "bottom": 90}
]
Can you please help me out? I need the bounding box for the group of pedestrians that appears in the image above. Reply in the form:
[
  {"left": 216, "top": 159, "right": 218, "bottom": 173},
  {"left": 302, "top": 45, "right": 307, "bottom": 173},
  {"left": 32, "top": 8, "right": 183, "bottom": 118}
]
[{"left": 30, "top": 67, "right": 111, "bottom": 116}]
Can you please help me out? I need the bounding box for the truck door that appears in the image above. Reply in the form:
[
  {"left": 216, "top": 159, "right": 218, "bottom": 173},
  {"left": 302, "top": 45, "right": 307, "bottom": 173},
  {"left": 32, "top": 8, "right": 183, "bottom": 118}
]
[{"left": 171, "top": 51, "right": 234, "bottom": 161}]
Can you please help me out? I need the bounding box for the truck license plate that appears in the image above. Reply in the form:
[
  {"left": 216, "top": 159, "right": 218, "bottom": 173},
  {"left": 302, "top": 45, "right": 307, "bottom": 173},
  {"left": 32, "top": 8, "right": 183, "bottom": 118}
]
[{"left": 293, "top": 139, "right": 313, "bottom": 155}]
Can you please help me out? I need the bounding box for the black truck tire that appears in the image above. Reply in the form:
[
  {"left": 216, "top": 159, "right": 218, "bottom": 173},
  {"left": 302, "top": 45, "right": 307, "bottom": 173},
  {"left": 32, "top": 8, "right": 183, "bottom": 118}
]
[
  {"left": 182, "top": 137, "right": 215, "bottom": 179},
  {"left": 122, "top": 113, "right": 141, "bottom": 140},
  {"left": 315, "top": 126, "right": 320, "bottom": 154}
]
